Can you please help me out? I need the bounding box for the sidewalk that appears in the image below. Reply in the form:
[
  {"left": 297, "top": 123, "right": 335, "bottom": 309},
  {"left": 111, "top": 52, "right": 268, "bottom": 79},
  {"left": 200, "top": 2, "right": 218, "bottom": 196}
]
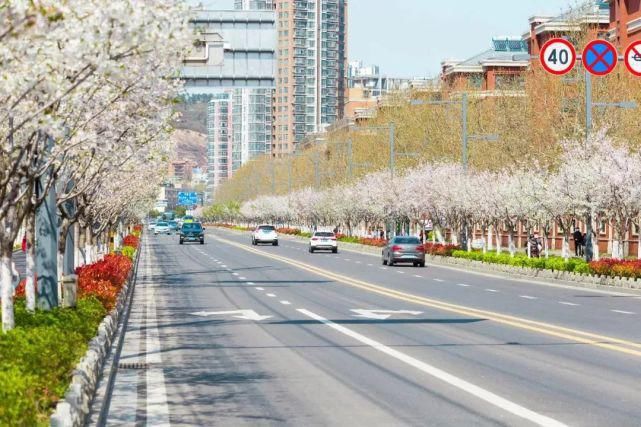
[{"left": 88, "top": 235, "right": 170, "bottom": 426}]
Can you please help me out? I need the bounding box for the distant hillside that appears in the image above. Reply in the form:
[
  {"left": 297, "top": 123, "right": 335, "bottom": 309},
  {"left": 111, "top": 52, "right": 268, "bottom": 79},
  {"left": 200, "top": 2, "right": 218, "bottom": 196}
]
[
  {"left": 174, "top": 94, "right": 211, "bottom": 134},
  {"left": 170, "top": 129, "right": 207, "bottom": 169}
]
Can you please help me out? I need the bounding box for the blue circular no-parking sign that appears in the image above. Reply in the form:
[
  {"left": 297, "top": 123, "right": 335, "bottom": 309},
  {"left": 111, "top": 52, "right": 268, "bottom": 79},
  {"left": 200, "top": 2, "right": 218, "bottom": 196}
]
[{"left": 582, "top": 40, "right": 618, "bottom": 76}]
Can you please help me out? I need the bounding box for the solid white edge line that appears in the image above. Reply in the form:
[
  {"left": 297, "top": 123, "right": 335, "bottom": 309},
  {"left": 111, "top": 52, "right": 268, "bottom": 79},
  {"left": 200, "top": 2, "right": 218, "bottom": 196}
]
[{"left": 297, "top": 308, "right": 567, "bottom": 427}]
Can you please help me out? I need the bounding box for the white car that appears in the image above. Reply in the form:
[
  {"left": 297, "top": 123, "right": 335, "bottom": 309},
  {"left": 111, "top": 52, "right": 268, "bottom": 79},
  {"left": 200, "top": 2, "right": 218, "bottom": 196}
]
[
  {"left": 309, "top": 231, "right": 338, "bottom": 253},
  {"left": 252, "top": 225, "right": 278, "bottom": 246},
  {"left": 148, "top": 221, "right": 156, "bottom": 231},
  {"left": 154, "top": 221, "right": 171, "bottom": 235}
]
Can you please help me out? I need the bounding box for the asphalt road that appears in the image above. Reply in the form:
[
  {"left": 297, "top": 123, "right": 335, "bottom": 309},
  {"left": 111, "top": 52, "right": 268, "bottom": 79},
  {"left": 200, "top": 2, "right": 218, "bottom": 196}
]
[{"left": 95, "top": 229, "right": 641, "bottom": 426}]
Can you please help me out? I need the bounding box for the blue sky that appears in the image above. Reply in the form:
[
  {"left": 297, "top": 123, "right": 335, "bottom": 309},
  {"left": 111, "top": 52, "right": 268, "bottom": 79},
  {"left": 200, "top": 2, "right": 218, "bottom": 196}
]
[{"left": 190, "top": 0, "right": 576, "bottom": 77}]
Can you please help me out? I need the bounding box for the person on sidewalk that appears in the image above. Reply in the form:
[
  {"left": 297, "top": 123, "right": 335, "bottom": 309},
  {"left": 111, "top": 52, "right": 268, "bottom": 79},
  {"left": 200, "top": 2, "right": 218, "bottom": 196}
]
[{"left": 573, "top": 228, "right": 582, "bottom": 257}]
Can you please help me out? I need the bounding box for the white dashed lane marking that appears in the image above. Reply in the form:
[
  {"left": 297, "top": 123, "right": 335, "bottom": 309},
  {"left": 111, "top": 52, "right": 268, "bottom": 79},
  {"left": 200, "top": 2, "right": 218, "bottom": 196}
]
[
  {"left": 457, "top": 283, "right": 470, "bottom": 287},
  {"left": 280, "top": 301, "right": 291, "bottom": 305},
  {"left": 520, "top": 295, "right": 538, "bottom": 300},
  {"left": 255, "top": 287, "right": 264, "bottom": 291},
  {"left": 611, "top": 309, "right": 635, "bottom": 315},
  {"left": 485, "top": 289, "right": 499, "bottom": 293},
  {"left": 559, "top": 302, "right": 579, "bottom": 306},
  {"left": 266, "top": 293, "right": 276, "bottom": 298},
  {"left": 433, "top": 278, "right": 444, "bottom": 282}
]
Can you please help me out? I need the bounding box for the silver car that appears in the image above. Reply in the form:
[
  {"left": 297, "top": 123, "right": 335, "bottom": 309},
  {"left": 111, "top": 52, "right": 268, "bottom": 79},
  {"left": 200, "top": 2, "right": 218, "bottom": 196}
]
[
  {"left": 154, "top": 221, "right": 171, "bottom": 235},
  {"left": 382, "top": 236, "right": 425, "bottom": 267}
]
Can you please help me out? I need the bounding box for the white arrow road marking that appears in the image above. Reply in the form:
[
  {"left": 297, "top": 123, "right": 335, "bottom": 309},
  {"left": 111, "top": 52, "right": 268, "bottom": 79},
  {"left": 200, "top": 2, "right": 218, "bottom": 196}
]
[
  {"left": 298, "top": 309, "right": 567, "bottom": 427},
  {"left": 612, "top": 309, "right": 635, "bottom": 315},
  {"left": 351, "top": 309, "right": 423, "bottom": 320},
  {"left": 191, "top": 310, "right": 272, "bottom": 321}
]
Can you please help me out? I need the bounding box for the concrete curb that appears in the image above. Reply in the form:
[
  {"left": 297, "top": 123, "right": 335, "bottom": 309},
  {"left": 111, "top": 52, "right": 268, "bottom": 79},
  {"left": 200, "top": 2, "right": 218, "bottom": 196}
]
[
  {"left": 49, "top": 251, "right": 139, "bottom": 427},
  {"left": 209, "top": 227, "right": 641, "bottom": 293}
]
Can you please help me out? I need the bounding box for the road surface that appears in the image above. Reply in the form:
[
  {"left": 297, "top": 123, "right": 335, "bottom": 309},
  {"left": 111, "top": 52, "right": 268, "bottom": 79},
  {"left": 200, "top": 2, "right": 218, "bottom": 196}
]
[{"left": 92, "top": 228, "right": 641, "bottom": 426}]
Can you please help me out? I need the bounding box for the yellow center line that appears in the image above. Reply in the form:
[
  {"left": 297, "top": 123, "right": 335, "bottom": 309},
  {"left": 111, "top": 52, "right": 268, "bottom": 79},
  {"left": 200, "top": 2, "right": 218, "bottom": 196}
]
[{"left": 215, "top": 235, "right": 641, "bottom": 358}]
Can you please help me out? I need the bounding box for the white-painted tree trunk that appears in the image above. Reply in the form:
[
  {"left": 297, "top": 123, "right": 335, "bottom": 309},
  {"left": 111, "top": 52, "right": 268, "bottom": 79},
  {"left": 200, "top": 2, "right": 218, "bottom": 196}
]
[
  {"left": 561, "top": 236, "right": 570, "bottom": 260},
  {"left": 508, "top": 232, "right": 516, "bottom": 257},
  {"left": 612, "top": 239, "right": 623, "bottom": 260},
  {"left": 638, "top": 232, "right": 641, "bottom": 260},
  {"left": 25, "top": 214, "right": 36, "bottom": 312},
  {"left": 435, "top": 227, "right": 444, "bottom": 244},
  {"left": 1, "top": 254, "right": 15, "bottom": 332},
  {"left": 487, "top": 227, "right": 493, "bottom": 251},
  {"left": 593, "top": 237, "right": 600, "bottom": 261},
  {"left": 495, "top": 229, "right": 502, "bottom": 255},
  {"left": 85, "top": 227, "right": 93, "bottom": 265}
]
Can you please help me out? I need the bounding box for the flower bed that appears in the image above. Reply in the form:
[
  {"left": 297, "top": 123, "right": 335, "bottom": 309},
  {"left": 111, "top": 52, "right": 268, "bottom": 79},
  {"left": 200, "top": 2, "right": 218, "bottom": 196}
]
[
  {"left": 277, "top": 227, "right": 302, "bottom": 235},
  {"left": 1, "top": 251, "right": 136, "bottom": 425},
  {"left": 589, "top": 259, "right": 641, "bottom": 279},
  {"left": 424, "top": 243, "right": 460, "bottom": 256}
]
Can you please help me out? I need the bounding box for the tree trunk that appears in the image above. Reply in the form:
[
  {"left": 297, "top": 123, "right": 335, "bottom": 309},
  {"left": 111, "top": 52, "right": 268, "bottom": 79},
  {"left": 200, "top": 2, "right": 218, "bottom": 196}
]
[
  {"left": 1, "top": 247, "right": 15, "bottom": 332},
  {"left": 585, "top": 213, "right": 594, "bottom": 262},
  {"left": 508, "top": 229, "right": 516, "bottom": 257},
  {"left": 487, "top": 226, "right": 493, "bottom": 252},
  {"left": 561, "top": 232, "right": 570, "bottom": 260},
  {"left": 25, "top": 212, "right": 36, "bottom": 313},
  {"left": 495, "top": 225, "right": 502, "bottom": 255},
  {"left": 85, "top": 226, "right": 93, "bottom": 264},
  {"left": 481, "top": 225, "right": 487, "bottom": 254},
  {"left": 57, "top": 220, "right": 70, "bottom": 295}
]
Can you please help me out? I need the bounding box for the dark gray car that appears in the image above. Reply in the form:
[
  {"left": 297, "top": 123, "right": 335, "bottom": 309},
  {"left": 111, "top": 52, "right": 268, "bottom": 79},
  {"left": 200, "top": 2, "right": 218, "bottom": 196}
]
[{"left": 382, "top": 236, "right": 425, "bottom": 267}]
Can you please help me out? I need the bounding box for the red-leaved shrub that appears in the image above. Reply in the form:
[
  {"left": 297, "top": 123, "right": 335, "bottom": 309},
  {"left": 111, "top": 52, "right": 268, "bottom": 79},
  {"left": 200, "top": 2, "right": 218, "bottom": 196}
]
[
  {"left": 76, "top": 254, "right": 132, "bottom": 309},
  {"left": 122, "top": 234, "right": 140, "bottom": 249},
  {"left": 424, "top": 243, "right": 460, "bottom": 256},
  {"left": 589, "top": 259, "right": 641, "bottom": 279}
]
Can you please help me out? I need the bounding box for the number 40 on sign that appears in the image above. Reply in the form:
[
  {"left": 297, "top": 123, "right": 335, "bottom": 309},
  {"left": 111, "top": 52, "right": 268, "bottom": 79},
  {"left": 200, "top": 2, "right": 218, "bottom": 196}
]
[{"left": 540, "top": 38, "right": 577, "bottom": 75}]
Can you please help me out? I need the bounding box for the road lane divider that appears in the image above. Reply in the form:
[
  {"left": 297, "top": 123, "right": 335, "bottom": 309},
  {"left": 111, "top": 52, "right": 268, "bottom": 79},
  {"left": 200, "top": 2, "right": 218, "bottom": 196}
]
[
  {"left": 298, "top": 308, "right": 567, "bottom": 427},
  {"left": 213, "top": 236, "right": 641, "bottom": 358}
]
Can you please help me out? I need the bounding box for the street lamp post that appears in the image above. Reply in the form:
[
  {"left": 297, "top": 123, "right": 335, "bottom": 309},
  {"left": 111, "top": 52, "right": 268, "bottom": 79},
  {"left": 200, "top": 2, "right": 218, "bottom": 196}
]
[{"left": 582, "top": 68, "right": 637, "bottom": 262}]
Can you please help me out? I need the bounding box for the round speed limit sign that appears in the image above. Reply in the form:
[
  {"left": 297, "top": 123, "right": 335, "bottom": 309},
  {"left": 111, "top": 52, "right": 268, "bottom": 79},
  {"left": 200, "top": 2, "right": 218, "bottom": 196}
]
[{"left": 540, "top": 38, "right": 577, "bottom": 75}]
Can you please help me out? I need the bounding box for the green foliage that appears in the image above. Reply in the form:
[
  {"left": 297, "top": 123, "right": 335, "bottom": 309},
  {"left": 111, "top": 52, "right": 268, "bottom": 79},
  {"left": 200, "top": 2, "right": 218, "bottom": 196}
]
[
  {"left": 121, "top": 245, "right": 136, "bottom": 260},
  {"left": 451, "top": 250, "right": 590, "bottom": 273},
  {"left": 148, "top": 209, "right": 161, "bottom": 218},
  {"left": 174, "top": 206, "right": 187, "bottom": 218},
  {"left": 0, "top": 297, "right": 106, "bottom": 425}
]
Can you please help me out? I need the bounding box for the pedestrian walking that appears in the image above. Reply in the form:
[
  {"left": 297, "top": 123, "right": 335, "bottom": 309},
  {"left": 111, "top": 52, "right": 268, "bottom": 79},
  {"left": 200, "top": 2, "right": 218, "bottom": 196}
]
[{"left": 573, "top": 228, "right": 582, "bottom": 257}]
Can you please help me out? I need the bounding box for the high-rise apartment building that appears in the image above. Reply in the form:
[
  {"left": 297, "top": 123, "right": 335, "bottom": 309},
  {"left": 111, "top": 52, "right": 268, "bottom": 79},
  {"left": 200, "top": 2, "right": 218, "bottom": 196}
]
[
  {"left": 234, "top": 0, "right": 275, "bottom": 10},
  {"left": 206, "top": 93, "right": 233, "bottom": 198},
  {"left": 273, "top": 0, "right": 348, "bottom": 155}
]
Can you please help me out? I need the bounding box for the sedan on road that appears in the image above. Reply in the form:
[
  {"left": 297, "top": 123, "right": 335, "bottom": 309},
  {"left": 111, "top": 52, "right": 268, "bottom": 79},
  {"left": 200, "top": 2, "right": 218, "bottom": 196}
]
[
  {"left": 382, "top": 236, "right": 425, "bottom": 267},
  {"left": 180, "top": 222, "right": 205, "bottom": 245},
  {"left": 309, "top": 231, "right": 338, "bottom": 253},
  {"left": 252, "top": 225, "right": 278, "bottom": 246},
  {"left": 154, "top": 221, "right": 171, "bottom": 235}
]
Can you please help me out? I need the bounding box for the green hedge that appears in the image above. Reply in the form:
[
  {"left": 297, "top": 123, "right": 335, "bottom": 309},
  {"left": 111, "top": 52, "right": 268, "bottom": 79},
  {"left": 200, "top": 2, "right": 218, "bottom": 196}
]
[
  {"left": 451, "top": 250, "right": 591, "bottom": 274},
  {"left": 0, "top": 297, "right": 106, "bottom": 426}
]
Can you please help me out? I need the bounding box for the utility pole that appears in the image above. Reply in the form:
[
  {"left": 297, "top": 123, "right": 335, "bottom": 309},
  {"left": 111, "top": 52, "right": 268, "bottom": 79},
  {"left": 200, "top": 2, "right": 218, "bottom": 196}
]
[
  {"left": 389, "top": 123, "right": 395, "bottom": 178},
  {"left": 36, "top": 134, "right": 59, "bottom": 310},
  {"left": 461, "top": 93, "right": 469, "bottom": 170}
]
